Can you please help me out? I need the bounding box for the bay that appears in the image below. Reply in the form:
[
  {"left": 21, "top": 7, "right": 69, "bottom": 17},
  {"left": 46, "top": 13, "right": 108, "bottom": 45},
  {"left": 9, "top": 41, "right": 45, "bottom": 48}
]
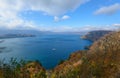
[{"left": 0, "top": 33, "right": 92, "bottom": 69}]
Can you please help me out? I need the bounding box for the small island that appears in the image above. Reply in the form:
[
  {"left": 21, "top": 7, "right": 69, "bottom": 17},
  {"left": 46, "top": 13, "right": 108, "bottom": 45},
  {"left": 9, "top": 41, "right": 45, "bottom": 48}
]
[{"left": 0, "top": 34, "right": 36, "bottom": 39}]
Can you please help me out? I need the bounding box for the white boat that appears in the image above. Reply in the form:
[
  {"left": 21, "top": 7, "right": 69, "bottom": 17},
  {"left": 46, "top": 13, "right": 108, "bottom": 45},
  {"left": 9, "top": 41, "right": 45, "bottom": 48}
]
[{"left": 52, "top": 48, "right": 56, "bottom": 51}]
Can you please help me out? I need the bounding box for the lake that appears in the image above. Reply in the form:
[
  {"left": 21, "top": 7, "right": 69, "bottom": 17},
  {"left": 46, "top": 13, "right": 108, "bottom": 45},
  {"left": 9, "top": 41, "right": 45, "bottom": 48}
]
[{"left": 0, "top": 33, "right": 92, "bottom": 69}]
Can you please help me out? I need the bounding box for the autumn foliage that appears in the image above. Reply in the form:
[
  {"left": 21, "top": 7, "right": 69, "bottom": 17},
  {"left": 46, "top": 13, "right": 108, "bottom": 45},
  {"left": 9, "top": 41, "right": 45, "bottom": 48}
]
[{"left": 0, "top": 31, "right": 120, "bottom": 78}]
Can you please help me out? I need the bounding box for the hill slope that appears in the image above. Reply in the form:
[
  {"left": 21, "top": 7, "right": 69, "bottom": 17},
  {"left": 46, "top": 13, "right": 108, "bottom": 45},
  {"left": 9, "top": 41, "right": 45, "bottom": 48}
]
[
  {"left": 51, "top": 31, "right": 120, "bottom": 78},
  {"left": 82, "top": 30, "right": 112, "bottom": 41}
]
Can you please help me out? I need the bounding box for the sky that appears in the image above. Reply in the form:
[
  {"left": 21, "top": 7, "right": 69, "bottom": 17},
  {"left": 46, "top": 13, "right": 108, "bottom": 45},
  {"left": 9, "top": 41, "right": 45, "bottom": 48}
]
[{"left": 0, "top": 0, "right": 120, "bottom": 32}]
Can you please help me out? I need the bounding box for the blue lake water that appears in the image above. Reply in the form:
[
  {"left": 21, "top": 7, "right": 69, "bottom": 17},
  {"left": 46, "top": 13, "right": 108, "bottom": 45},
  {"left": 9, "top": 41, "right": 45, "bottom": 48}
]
[{"left": 0, "top": 33, "right": 92, "bottom": 69}]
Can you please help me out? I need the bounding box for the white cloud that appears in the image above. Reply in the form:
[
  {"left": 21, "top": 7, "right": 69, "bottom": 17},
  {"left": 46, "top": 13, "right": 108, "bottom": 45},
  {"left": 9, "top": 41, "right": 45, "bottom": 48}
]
[
  {"left": 0, "top": 0, "right": 89, "bottom": 30},
  {"left": 0, "top": 0, "right": 89, "bottom": 16},
  {"left": 0, "top": 17, "right": 37, "bottom": 30},
  {"left": 112, "top": 24, "right": 120, "bottom": 30},
  {"left": 54, "top": 15, "right": 70, "bottom": 22},
  {"left": 26, "top": 0, "right": 89, "bottom": 16},
  {"left": 62, "top": 15, "right": 70, "bottom": 20},
  {"left": 54, "top": 16, "right": 60, "bottom": 22},
  {"left": 35, "top": 24, "right": 117, "bottom": 32},
  {"left": 113, "top": 24, "right": 120, "bottom": 27},
  {"left": 80, "top": 24, "right": 119, "bottom": 31},
  {"left": 94, "top": 3, "right": 120, "bottom": 15}
]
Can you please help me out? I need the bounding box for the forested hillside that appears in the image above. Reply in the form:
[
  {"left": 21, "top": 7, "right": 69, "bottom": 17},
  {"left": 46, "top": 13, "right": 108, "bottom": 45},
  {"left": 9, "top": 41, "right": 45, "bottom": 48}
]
[{"left": 0, "top": 31, "right": 120, "bottom": 78}]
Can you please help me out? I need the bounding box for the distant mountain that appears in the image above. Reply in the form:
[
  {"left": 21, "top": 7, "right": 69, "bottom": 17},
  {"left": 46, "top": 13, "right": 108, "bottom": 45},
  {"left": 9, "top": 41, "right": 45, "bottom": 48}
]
[
  {"left": 0, "top": 29, "right": 52, "bottom": 39},
  {"left": 0, "top": 29, "right": 49, "bottom": 35},
  {"left": 0, "top": 34, "right": 35, "bottom": 39},
  {"left": 0, "top": 30, "right": 42, "bottom": 39},
  {"left": 81, "top": 30, "right": 112, "bottom": 41}
]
